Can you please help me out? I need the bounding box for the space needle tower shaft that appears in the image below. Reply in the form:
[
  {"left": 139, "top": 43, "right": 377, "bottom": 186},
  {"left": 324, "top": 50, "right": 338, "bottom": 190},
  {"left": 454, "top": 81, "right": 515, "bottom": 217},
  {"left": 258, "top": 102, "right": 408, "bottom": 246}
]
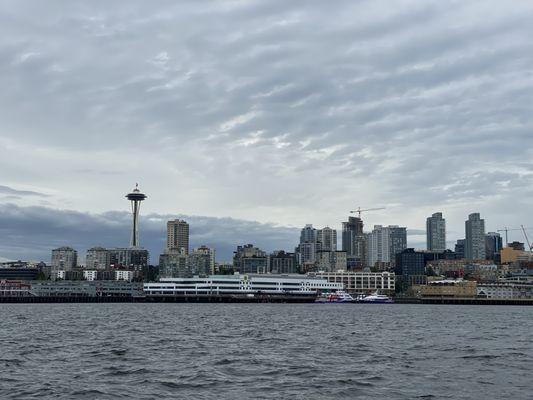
[{"left": 126, "top": 184, "right": 147, "bottom": 248}]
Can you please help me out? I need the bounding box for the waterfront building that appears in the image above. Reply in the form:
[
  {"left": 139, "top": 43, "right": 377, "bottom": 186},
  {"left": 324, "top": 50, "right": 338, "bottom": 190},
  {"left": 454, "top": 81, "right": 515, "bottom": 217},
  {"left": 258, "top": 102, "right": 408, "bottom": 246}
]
[
  {"left": 30, "top": 281, "right": 143, "bottom": 297},
  {"left": 144, "top": 274, "right": 343, "bottom": 297},
  {"left": 167, "top": 219, "right": 190, "bottom": 254},
  {"left": 0, "top": 281, "right": 32, "bottom": 297},
  {"left": 455, "top": 239, "right": 465, "bottom": 259},
  {"left": 316, "top": 271, "right": 395, "bottom": 294},
  {"left": 188, "top": 246, "right": 215, "bottom": 276},
  {"left": 485, "top": 232, "right": 503, "bottom": 262},
  {"left": 341, "top": 216, "right": 365, "bottom": 266},
  {"left": 269, "top": 251, "right": 297, "bottom": 274},
  {"left": 316, "top": 227, "right": 337, "bottom": 251},
  {"left": 477, "top": 283, "right": 533, "bottom": 299},
  {"left": 51, "top": 247, "right": 78, "bottom": 272},
  {"left": 426, "top": 212, "right": 446, "bottom": 251},
  {"left": 233, "top": 244, "right": 269, "bottom": 274},
  {"left": 465, "top": 213, "right": 486, "bottom": 260},
  {"left": 85, "top": 247, "right": 110, "bottom": 270},
  {"left": 412, "top": 280, "right": 477, "bottom": 298},
  {"left": 159, "top": 249, "right": 189, "bottom": 278}
]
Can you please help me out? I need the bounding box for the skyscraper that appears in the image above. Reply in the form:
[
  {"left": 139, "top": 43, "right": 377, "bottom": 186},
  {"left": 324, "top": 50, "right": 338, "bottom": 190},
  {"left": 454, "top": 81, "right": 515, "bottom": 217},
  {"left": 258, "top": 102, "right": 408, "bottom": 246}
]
[
  {"left": 366, "top": 225, "right": 407, "bottom": 267},
  {"left": 465, "top": 213, "right": 486, "bottom": 260},
  {"left": 342, "top": 216, "right": 365, "bottom": 265},
  {"left": 426, "top": 212, "right": 446, "bottom": 251},
  {"left": 167, "top": 219, "right": 190, "bottom": 254},
  {"left": 297, "top": 224, "right": 318, "bottom": 269},
  {"left": 485, "top": 232, "right": 503, "bottom": 261},
  {"left": 389, "top": 226, "right": 407, "bottom": 263},
  {"left": 316, "top": 227, "right": 337, "bottom": 251},
  {"left": 455, "top": 239, "right": 465, "bottom": 259}
]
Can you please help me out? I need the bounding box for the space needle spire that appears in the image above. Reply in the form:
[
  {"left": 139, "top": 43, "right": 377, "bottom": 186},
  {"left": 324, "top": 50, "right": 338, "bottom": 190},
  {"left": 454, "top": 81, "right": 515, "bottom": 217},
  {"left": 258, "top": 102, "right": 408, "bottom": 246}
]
[{"left": 126, "top": 183, "right": 147, "bottom": 248}]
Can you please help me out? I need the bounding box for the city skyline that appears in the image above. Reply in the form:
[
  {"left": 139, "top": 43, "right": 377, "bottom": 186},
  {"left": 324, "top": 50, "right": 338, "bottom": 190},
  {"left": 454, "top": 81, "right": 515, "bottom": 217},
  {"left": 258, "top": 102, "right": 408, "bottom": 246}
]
[{"left": 1, "top": 1, "right": 533, "bottom": 261}]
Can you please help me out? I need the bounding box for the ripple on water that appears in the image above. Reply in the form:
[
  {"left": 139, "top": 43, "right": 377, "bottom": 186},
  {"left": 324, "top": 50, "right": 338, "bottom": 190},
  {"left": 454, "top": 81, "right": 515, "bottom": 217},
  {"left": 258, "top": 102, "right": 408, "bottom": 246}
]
[{"left": 0, "top": 303, "right": 532, "bottom": 400}]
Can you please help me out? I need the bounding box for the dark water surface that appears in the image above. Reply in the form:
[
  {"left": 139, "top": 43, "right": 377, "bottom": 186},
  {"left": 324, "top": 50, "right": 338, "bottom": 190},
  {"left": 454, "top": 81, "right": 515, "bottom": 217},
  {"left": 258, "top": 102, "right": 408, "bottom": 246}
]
[{"left": 1, "top": 303, "right": 532, "bottom": 399}]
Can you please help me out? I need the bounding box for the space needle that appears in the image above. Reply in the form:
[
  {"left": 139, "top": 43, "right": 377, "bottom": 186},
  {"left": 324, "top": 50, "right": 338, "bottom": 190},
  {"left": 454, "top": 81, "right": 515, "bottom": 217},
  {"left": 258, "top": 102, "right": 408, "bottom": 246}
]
[{"left": 126, "top": 183, "right": 147, "bottom": 248}]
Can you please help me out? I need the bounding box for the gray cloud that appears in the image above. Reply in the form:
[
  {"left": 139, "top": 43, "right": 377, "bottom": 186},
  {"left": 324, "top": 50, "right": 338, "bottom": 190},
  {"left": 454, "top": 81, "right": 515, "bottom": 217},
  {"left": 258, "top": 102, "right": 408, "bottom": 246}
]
[
  {"left": 0, "top": 203, "right": 299, "bottom": 263},
  {"left": 0, "top": 185, "right": 47, "bottom": 197},
  {"left": 0, "top": 0, "right": 532, "bottom": 253}
]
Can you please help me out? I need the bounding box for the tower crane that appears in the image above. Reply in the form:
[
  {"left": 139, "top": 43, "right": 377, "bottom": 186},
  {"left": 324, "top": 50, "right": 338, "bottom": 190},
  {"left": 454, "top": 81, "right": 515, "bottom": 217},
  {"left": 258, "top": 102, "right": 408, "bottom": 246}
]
[
  {"left": 521, "top": 225, "right": 533, "bottom": 251},
  {"left": 497, "top": 226, "right": 532, "bottom": 247},
  {"left": 349, "top": 207, "right": 386, "bottom": 218}
]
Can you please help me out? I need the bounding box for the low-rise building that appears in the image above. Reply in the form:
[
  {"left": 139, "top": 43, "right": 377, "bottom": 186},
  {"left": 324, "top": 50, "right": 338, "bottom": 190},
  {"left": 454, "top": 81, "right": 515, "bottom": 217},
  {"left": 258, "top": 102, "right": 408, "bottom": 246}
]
[
  {"left": 83, "top": 270, "right": 98, "bottom": 281},
  {"left": 477, "top": 283, "right": 533, "bottom": 299},
  {"left": 315, "top": 271, "right": 395, "bottom": 294},
  {"left": 412, "top": 280, "right": 477, "bottom": 298},
  {"left": 115, "top": 270, "right": 134, "bottom": 282}
]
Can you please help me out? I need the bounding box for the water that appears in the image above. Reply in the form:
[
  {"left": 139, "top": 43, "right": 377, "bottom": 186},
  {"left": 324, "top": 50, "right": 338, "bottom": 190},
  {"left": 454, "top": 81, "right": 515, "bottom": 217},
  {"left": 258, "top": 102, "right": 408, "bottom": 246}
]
[{"left": 1, "top": 304, "right": 532, "bottom": 399}]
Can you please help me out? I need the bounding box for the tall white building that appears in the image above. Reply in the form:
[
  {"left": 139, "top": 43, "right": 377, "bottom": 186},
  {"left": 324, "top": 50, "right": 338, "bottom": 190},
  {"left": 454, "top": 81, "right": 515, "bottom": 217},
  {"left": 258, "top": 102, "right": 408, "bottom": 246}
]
[
  {"left": 365, "top": 225, "right": 407, "bottom": 267},
  {"left": 465, "top": 213, "right": 486, "bottom": 260},
  {"left": 426, "top": 212, "right": 446, "bottom": 251}
]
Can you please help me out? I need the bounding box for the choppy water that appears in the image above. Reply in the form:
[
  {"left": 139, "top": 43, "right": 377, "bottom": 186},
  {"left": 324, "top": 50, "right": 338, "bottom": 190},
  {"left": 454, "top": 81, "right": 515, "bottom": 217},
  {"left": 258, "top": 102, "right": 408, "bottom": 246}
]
[{"left": 1, "top": 303, "right": 532, "bottom": 399}]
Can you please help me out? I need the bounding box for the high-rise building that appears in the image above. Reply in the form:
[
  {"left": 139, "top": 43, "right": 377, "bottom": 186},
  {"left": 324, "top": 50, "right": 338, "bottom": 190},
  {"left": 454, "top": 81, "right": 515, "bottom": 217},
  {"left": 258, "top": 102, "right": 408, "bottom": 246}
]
[
  {"left": 233, "top": 244, "right": 268, "bottom": 274},
  {"left": 485, "top": 232, "right": 503, "bottom": 261},
  {"left": 426, "top": 212, "right": 446, "bottom": 251},
  {"left": 389, "top": 226, "right": 407, "bottom": 264},
  {"left": 51, "top": 247, "right": 78, "bottom": 272},
  {"left": 189, "top": 246, "right": 215, "bottom": 276},
  {"left": 342, "top": 216, "right": 365, "bottom": 266},
  {"left": 395, "top": 248, "right": 428, "bottom": 289},
  {"left": 297, "top": 224, "right": 318, "bottom": 269},
  {"left": 366, "top": 225, "right": 407, "bottom": 267},
  {"left": 455, "top": 239, "right": 465, "bottom": 259},
  {"left": 465, "top": 213, "right": 486, "bottom": 260},
  {"left": 300, "top": 224, "right": 317, "bottom": 243},
  {"left": 167, "top": 219, "right": 190, "bottom": 254},
  {"left": 85, "top": 247, "right": 110, "bottom": 270},
  {"left": 316, "top": 227, "right": 337, "bottom": 251},
  {"left": 159, "top": 249, "right": 188, "bottom": 278}
]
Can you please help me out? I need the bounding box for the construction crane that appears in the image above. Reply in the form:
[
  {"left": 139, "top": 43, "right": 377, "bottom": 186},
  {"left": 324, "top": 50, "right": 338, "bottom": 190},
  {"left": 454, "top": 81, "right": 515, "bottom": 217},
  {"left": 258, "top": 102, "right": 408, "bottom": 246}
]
[
  {"left": 349, "top": 207, "right": 386, "bottom": 218},
  {"left": 521, "top": 225, "right": 533, "bottom": 251},
  {"left": 497, "top": 226, "right": 533, "bottom": 246}
]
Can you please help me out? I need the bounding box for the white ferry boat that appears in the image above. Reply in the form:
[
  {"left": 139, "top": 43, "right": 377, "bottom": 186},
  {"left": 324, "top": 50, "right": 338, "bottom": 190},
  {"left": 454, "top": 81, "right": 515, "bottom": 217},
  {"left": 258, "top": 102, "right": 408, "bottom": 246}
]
[
  {"left": 357, "top": 291, "right": 394, "bottom": 304},
  {"left": 144, "top": 274, "right": 343, "bottom": 302},
  {"left": 315, "top": 290, "right": 355, "bottom": 303}
]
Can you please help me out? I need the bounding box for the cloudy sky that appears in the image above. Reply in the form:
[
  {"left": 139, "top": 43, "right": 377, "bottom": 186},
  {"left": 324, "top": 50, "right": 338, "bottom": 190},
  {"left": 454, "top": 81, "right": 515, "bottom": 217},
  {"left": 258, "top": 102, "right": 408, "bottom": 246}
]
[{"left": 1, "top": 0, "right": 533, "bottom": 262}]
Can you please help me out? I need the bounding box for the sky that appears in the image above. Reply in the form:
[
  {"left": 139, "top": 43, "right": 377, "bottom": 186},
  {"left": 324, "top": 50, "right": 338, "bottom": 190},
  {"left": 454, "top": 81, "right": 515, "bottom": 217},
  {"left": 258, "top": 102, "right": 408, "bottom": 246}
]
[{"left": 1, "top": 0, "right": 533, "bottom": 263}]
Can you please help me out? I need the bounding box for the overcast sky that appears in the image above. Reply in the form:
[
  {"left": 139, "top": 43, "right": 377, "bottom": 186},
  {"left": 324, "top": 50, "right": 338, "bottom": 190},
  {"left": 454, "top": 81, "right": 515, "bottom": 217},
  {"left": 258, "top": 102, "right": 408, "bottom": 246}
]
[{"left": 1, "top": 0, "right": 533, "bottom": 262}]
